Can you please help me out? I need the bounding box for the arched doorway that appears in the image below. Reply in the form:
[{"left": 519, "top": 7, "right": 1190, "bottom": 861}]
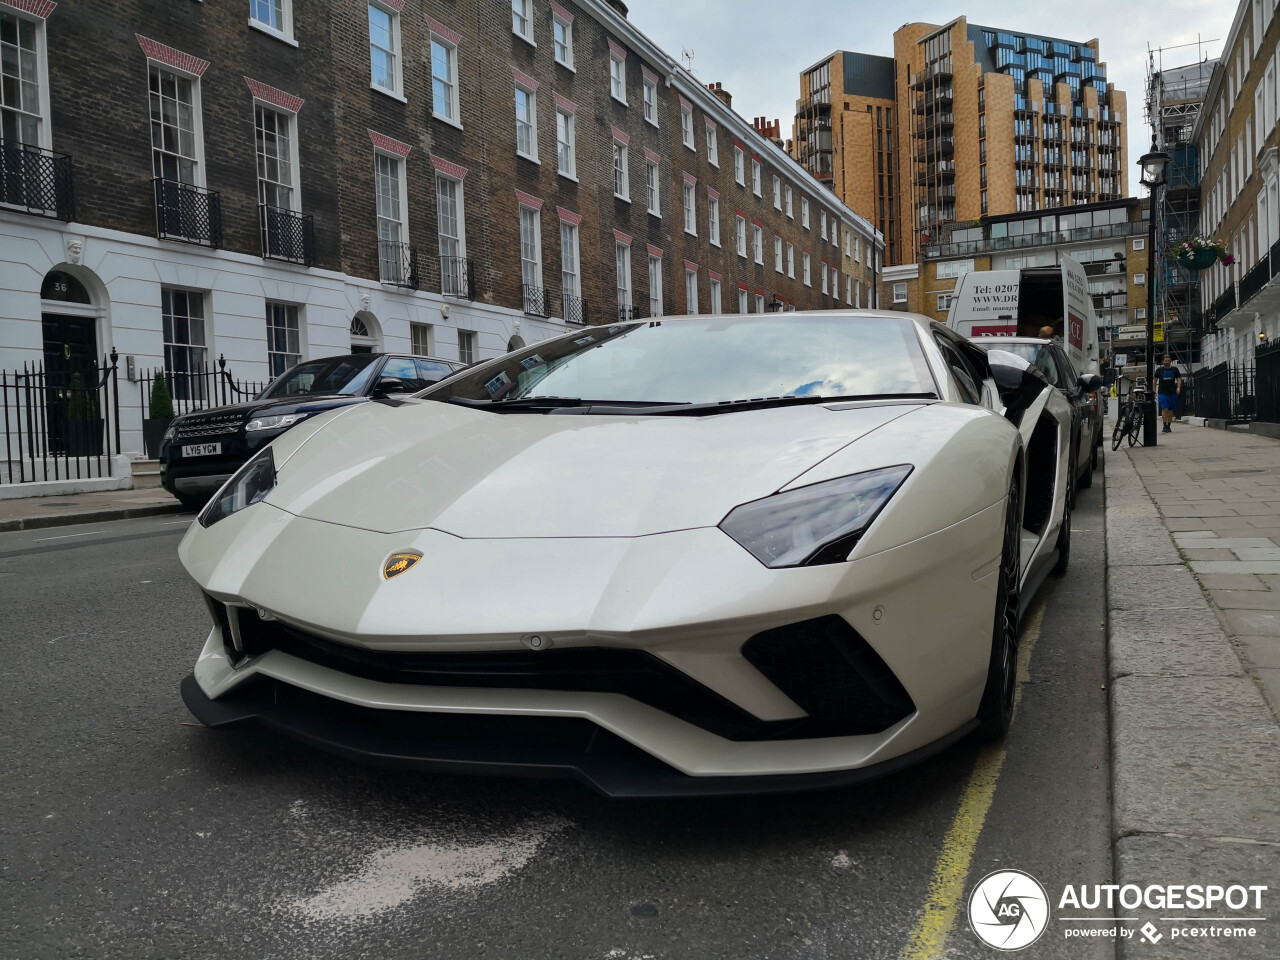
[
  {"left": 350, "top": 311, "right": 381, "bottom": 353},
  {"left": 40, "top": 268, "right": 105, "bottom": 455}
]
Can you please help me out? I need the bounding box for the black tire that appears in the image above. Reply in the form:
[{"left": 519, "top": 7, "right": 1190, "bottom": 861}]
[
  {"left": 1111, "top": 409, "right": 1127, "bottom": 451},
  {"left": 976, "top": 475, "right": 1021, "bottom": 741},
  {"left": 1053, "top": 466, "right": 1073, "bottom": 575},
  {"left": 175, "top": 493, "right": 206, "bottom": 512},
  {"left": 1090, "top": 434, "right": 1099, "bottom": 470},
  {"left": 1126, "top": 408, "right": 1141, "bottom": 447},
  {"left": 1080, "top": 433, "right": 1095, "bottom": 489}
]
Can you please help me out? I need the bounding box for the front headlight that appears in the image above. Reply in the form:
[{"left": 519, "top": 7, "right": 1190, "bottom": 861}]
[
  {"left": 162, "top": 421, "right": 179, "bottom": 443},
  {"left": 719, "top": 465, "right": 913, "bottom": 568},
  {"left": 198, "top": 448, "right": 277, "bottom": 528},
  {"left": 245, "top": 413, "right": 307, "bottom": 432}
]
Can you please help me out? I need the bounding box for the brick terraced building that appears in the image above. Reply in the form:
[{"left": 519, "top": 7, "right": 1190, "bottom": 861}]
[{"left": 0, "top": 0, "right": 882, "bottom": 456}]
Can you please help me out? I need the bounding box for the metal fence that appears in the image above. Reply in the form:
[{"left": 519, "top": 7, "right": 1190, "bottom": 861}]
[
  {"left": 1186, "top": 361, "right": 1256, "bottom": 422},
  {"left": 1, "top": 350, "right": 120, "bottom": 484},
  {"left": 134, "top": 355, "right": 269, "bottom": 422},
  {"left": 1257, "top": 340, "right": 1280, "bottom": 424}
]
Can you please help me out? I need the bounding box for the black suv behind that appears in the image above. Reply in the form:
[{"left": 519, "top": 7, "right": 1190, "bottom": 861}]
[{"left": 160, "top": 353, "right": 459, "bottom": 508}]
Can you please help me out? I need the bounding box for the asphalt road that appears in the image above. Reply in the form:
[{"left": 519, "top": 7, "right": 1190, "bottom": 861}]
[{"left": 0, "top": 470, "right": 1110, "bottom": 960}]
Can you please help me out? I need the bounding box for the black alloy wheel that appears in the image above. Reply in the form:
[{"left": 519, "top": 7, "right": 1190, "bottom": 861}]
[
  {"left": 1079, "top": 425, "right": 1094, "bottom": 489},
  {"left": 1127, "top": 407, "right": 1141, "bottom": 447},
  {"left": 976, "top": 474, "right": 1021, "bottom": 740},
  {"left": 1053, "top": 462, "right": 1073, "bottom": 575}
]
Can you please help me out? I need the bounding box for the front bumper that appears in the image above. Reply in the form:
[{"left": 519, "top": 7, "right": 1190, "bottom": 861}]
[
  {"left": 180, "top": 673, "right": 977, "bottom": 797},
  {"left": 180, "top": 498, "right": 1005, "bottom": 791}
]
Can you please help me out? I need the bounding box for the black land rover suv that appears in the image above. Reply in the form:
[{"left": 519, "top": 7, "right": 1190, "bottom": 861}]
[{"left": 159, "top": 353, "right": 459, "bottom": 508}]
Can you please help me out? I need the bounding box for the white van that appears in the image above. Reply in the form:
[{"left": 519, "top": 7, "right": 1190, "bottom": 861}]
[{"left": 945, "top": 258, "right": 1100, "bottom": 377}]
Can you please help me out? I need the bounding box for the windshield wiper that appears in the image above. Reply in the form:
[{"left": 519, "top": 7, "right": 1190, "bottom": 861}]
[
  {"left": 625, "top": 392, "right": 938, "bottom": 416},
  {"left": 439, "top": 396, "right": 679, "bottom": 412}
]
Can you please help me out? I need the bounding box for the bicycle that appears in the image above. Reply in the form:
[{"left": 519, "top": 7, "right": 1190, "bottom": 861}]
[{"left": 1111, "top": 378, "right": 1146, "bottom": 450}]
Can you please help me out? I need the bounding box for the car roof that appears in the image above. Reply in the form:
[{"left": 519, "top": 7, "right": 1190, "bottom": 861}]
[{"left": 977, "top": 337, "right": 1052, "bottom": 345}]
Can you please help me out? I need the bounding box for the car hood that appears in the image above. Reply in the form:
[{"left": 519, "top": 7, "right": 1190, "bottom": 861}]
[
  {"left": 174, "top": 395, "right": 367, "bottom": 422},
  {"left": 262, "top": 398, "right": 925, "bottom": 537}
]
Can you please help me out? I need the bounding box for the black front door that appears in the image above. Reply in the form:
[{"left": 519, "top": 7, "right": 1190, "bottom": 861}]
[{"left": 41, "top": 314, "right": 101, "bottom": 455}]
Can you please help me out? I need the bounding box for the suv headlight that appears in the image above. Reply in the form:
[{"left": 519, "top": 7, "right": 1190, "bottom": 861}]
[
  {"left": 719, "top": 465, "right": 913, "bottom": 568},
  {"left": 245, "top": 413, "right": 307, "bottom": 432},
  {"left": 198, "top": 448, "right": 277, "bottom": 528}
]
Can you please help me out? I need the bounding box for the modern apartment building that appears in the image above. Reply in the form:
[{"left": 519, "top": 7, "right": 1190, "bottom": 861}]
[
  {"left": 906, "top": 199, "right": 1150, "bottom": 361},
  {"left": 792, "top": 52, "right": 901, "bottom": 264},
  {"left": 0, "top": 0, "right": 882, "bottom": 457},
  {"left": 1196, "top": 0, "right": 1280, "bottom": 368},
  {"left": 793, "top": 19, "right": 1128, "bottom": 269}
]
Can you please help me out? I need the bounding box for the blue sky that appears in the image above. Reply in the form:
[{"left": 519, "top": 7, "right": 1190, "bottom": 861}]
[{"left": 624, "top": 0, "right": 1230, "bottom": 190}]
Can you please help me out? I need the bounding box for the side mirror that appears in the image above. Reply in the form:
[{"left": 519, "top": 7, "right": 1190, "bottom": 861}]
[
  {"left": 1079, "top": 374, "right": 1103, "bottom": 393},
  {"left": 372, "top": 377, "right": 409, "bottom": 397}
]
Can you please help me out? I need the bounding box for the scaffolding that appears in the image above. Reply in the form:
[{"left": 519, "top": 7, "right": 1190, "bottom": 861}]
[{"left": 1145, "top": 40, "right": 1217, "bottom": 368}]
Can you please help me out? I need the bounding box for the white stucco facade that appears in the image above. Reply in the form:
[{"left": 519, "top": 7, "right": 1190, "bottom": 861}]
[{"left": 0, "top": 210, "right": 574, "bottom": 457}]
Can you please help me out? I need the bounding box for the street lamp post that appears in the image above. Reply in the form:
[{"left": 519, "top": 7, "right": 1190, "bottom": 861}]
[
  {"left": 766, "top": 295, "right": 785, "bottom": 313},
  {"left": 1138, "top": 139, "right": 1170, "bottom": 447}
]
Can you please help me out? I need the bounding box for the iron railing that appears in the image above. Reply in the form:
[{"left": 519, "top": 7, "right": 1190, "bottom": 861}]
[
  {"left": 523, "top": 283, "right": 550, "bottom": 318},
  {"left": 1240, "top": 254, "right": 1271, "bottom": 307},
  {"left": 154, "top": 178, "right": 222, "bottom": 247},
  {"left": 1, "top": 350, "right": 119, "bottom": 484},
  {"left": 1188, "top": 361, "right": 1256, "bottom": 421},
  {"left": 260, "top": 203, "right": 316, "bottom": 266},
  {"left": 563, "top": 292, "right": 588, "bottom": 325},
  {"left": 378, "top": 240, "right": 419, "bottom": 289},
  {"left": 440, "top": 256, "right": 475, "bottom": 299},
  {"left": 0, "top": 141, "right": 75, "bottom": 221},
  {"left": 1205, "top": 285, "right": 1237, "bottom": 327},
  {"left": 135, "top": 357, "right": 269, "bottom": 422},
  {"left": 617, "top": 304, "right": 647, "bottom": 321},
  {"left": 1257, "top": 340, "right": 1280, "bottom": 424}
]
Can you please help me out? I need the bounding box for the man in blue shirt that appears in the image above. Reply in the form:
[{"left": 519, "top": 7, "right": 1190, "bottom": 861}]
[{"left": 1156, "top": 354, "right": 1182, "bottom": 433}]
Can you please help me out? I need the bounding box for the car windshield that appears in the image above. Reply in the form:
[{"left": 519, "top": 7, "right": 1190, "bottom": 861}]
[
  {"left": 987, "top": 342, "right": 1061, "bottom": 386},
  {"left": 421, "top": 316, "right": 937, "bottom": 408},
  {"left": 258, "top": 356, "right": 382, "bottom": 399}
]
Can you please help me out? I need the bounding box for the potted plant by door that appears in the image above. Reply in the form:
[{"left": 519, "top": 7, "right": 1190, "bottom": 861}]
[
  {"left": 63, "top": 372, "right": 104, "bottom": 457},
  {"left": 143, "top": 371, "right": 174, "bottom": 459}
]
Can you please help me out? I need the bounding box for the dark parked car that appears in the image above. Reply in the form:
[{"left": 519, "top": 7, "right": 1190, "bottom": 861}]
[
  {"left": 982, "top": 337, "right": 1103, "bottom": 489},
  {"left": 160, "top": 353, "right": 460, "bottom": 508}
]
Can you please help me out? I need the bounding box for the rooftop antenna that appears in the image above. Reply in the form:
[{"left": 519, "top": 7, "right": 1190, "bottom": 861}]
[{"left": 681, "top": 47, "right": 695, "bottom": 74}]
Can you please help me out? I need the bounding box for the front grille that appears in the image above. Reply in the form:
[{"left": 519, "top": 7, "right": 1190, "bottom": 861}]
[
  {"left": 204, "top": 600, "right": 915, "bottom": 741},
  {"left": 741, "top": 616, "right": 915, "bottom": 737},
  {"left": 177, "top": 411, "right": 244, "bottom": 439}
]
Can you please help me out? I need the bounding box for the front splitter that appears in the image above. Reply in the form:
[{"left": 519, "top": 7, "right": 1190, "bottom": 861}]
[{"left": 181, "top": 674, "right": 977, "bottom": 798}]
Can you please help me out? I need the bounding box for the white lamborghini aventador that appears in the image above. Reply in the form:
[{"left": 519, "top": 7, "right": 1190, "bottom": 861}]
[{"left": 179, "top": 313, "right": 1076, "bottom": 796}]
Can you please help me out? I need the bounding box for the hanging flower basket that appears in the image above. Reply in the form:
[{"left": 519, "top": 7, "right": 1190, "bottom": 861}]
[{"left": 1169, "top": 237, "right": 1232, "bottom": 272}]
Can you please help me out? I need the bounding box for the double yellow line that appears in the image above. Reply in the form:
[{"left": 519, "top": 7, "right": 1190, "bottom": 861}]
[{"left": 899, "top": 600, "right": 1047, "bottom": 960}]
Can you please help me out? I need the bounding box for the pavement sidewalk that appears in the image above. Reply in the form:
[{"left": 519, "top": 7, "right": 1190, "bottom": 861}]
[
  {"left": 0, "top": 486, "right": 187, "bottom": 532},
  {"left": 1106, "top": 420, "right": 1280, "bottom": 958}
]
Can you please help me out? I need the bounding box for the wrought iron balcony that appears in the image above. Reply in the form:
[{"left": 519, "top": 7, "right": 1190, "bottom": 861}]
[
  {"left": 260, "top": 203, "right": 316, "bottom": 267},
  {"left": 523, "top": 282, "right": 550, "bottom": 317},
  {"left": 617, "top": 304, "right": 647, "bottom": 321},
  {"left": 563, "top": 292, "right": 588, "bottom": 325},
  {"left": 0, "top": 141, "right": 75, "bottom": 221},
  {"left": 378, "top": 240, "right": 419, "bottom": 289},
  {"left": 1240, "top": 254, "right": 1271, "bottom": 307},
  {"left": 440, "top": 256, "right": 475, "bottom": 300},
  {"left": 1205, "top": 285, "right": 1237, "bottom": 327},
  {"left": 153, "top": 178, "right": 222, "bottom": 248}
]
